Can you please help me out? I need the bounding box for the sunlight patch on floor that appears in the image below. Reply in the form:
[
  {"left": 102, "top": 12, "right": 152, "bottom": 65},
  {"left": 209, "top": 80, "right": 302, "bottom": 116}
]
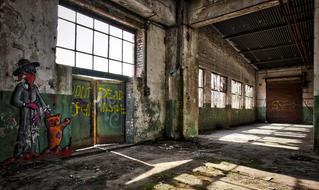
[{"left": 125, "top": 159, "right": 193, "bottom": 185}]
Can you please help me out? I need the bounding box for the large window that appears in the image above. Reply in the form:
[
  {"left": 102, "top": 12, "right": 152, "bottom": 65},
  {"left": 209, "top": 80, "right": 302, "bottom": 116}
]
[
  {"left": 56, "top": 5, "right": 135, "bottom": 77},
  {"left": 231, "top": 80, "right": 242, "bottom": 109},
  {"left": 211, "top": 73, "right": 227, "bottom": 108},
  {"left": 245, "top": 85, "right": 254, "bottom": 109},
  {"left": 198, "top": 69, "right": 204, "bottom": 107}
]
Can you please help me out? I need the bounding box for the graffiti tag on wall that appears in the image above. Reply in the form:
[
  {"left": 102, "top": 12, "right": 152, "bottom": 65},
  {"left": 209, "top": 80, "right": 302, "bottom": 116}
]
[
  {"left": 271, "top": 99, "right": 298, "bottom": 111},
  {"left": 72, "top": 84, "right": 91, "bottom": 117},
  {"left": 97, "top": 87, "right": 126, "bottom": 114}
]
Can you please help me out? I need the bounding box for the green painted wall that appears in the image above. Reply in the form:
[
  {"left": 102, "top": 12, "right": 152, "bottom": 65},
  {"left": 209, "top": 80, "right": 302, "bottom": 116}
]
[
  {"left": 165, "top": 100, "right": 182, "bottom": 139},
  {"left": 256, "top": 106, "right": 313, "bottom": 124},
  {"left": 303, "top": 107, "right": 313, "bottom": 124},
  {"left": 199, "top": 106, "right": 256, "bottom": 131},
  {"left": 0, "top": 90, "right": 71, "bottom": 162},
  {"left": 256, "top": 107, "right": 266, "bottom": 122}
]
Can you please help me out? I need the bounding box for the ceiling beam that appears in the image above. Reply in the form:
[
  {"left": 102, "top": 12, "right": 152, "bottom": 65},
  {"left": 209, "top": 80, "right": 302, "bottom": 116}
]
[
  {"left": 189, "top": 0, "right": 283, "bottom": 28},
  {"left": 239, "top": 39, "right": 312, "bottom": 53},
  {"left": 252, "top": 57, "right": 302, "bottom": 65},
  {"left": 222, "top": 19, "right": 313, "bottom": 40}
]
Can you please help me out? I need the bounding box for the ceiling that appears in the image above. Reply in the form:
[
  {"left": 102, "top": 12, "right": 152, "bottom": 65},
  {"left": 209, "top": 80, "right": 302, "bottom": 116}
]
[{"left": 213, "top": 0, "right": 314, "bottom": 70}]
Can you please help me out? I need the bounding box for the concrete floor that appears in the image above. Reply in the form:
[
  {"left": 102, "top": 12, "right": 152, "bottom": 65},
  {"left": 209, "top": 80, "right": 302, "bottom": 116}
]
[
  {"left": 199, "top": 123, "right": 314, "bottom": 152},
  {"left": 1, "top": 123, "right": 319, "bottom": 190}
]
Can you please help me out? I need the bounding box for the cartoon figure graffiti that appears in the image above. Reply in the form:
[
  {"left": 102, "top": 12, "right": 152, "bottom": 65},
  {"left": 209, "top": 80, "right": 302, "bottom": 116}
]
[
  {"left": 9, "top": 58, "right": 71, "bottom": 162},
  {"left": 11, "top": 59, "right": 47, "bottom": 160},
  {"left": 45, "top": 113, "right": 71, "bottom": 152}
]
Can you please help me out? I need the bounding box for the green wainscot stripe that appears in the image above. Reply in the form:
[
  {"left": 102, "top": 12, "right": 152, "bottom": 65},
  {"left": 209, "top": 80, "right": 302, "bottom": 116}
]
[
  {"left": 302, "top": 107, "right": 313, "bottom": 124},
  {"left": 314, "top": 96, "right": 319, "bottom": 153},
  {"left": 199, "top": 106, "right": 256, "bottom": 131},
  {"left": 256, "top": 107, "right": 266, "bottom": 122}
]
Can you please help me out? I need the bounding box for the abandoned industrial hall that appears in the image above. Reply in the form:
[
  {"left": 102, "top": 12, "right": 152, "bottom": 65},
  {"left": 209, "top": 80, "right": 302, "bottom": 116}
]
[{"left": 1, "top": 0, "right": 319, "bottom": 189}]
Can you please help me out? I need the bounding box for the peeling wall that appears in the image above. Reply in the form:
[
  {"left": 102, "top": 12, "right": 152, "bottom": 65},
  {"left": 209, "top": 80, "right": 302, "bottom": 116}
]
[
  {"left": 256, "top": 67, "right": 313, "bottom": 124},
  {"left": 133, "top": 24, "right": 166, "bottom": 143},
  {"left": 0, "top": 0, "right": 71, "bottom": 95},
  {"left": 197, "top": 26, "right": 256, "bottom": 131},
  {"left": 0, "top": 0, "right": 169, "bottom": 160}
]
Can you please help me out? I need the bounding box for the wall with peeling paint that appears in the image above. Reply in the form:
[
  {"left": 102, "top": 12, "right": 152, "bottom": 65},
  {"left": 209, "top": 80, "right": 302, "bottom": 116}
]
[
  {"left": 197, "top": 26, "right": 256, "bottom": 131},
  {"left": 133, "top": 24, "right": 166, "bottom": 143},
  {"left": 0, "top": 0, "right": 72, "bottom": 95}
]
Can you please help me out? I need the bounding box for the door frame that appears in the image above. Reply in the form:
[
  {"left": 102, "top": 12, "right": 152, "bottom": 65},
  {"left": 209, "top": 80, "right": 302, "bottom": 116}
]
[{"left": 72, "top": 74, "right": 127, "bottom": 145}]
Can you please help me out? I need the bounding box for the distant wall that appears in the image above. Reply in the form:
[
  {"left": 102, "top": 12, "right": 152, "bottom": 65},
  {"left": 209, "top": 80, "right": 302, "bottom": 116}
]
[
  {"left": 256, "top": 67, "right": 313, "bottom": 124},
  {"left": 197, "top": 26, "right": 256, "bottom": 131}
]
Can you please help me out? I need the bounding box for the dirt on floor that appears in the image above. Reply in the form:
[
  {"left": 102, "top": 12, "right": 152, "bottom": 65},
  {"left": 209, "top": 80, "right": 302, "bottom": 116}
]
[{"left": 1, "top": 139, "right": 319, "bottom": 190}]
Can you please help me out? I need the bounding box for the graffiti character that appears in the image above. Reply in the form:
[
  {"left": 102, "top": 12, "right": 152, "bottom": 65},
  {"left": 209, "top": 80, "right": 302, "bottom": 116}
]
[
  {"left": 45, "top": 113, "right": 71, "bottom": 153},
  {"left": 10, "top": 58, "right": 48, "bottom": 160}
]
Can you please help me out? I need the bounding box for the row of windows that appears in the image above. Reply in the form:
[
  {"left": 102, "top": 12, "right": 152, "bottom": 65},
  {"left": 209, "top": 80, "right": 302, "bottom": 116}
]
[
  {"left": 198, "top": 69, "right": 254, "bottom": 109},
  {"left": 56, "top": 5, "right": 135, "bottom": 77}
]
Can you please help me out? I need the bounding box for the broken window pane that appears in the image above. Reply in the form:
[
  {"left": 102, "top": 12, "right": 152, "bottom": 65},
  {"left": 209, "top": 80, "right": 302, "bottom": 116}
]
[
  {"left": 245, "top": 85, "right": 253, "bottom": 109},
  {"left": 94, "top": 31, "right": 108, "bottom": 57},
  {"left": 231, "top": 80, "right": 242, "bottom": 109},
  {"left": 57, "top": 19, "right": 75, "bottom": 49},
  {"left": 76, "top": 52, "right": 92, "bottom": 69},
  {"left": 123, "top": 63, "right": 134, "bottom": 77},
  {"left": 211, "top": 73, "right": 227, "bottom": 108},
  {"left": 109, "top": 60, "right": 122, "bottom": 75},
  {"left": 76, "top": 26, "right": 93, "bottom": 53},
  {"left": 94, "top": 19, "right": 109, "bottom": 33},
  {"left": 123, "top": 31, "right": 134, "bottom": 42},
  {"left": 94, "top": 56, "right": 108, "bottom": 72},
  {"left": 109, "top": 36, "right": 122, "bottom": 61},
  {"left": 199, "top": 69, "right": 203, "bottom": 87},
  {"left": 58, "top": 5, "right": 75, "bottom": 22},
  {"left": 198, "top": 88, "right": 204, "bottom": 107},
  {"left": 110, "top": 25, "right": 122, "bottom": 38},
  {"left": 76, "top": 12, "right": 93, "bottom": 28},
  {"left": 56, "top": 47, "right": 75, "bottom": 66},
  {"left": 123, "top": 41, "right": 134, "bottom": 64}
]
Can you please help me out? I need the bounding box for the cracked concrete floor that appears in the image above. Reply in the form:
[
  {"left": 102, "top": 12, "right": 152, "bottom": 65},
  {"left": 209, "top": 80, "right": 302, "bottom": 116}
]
[{"left": 1, "top": 123, "right": 319, "bottom": 190}]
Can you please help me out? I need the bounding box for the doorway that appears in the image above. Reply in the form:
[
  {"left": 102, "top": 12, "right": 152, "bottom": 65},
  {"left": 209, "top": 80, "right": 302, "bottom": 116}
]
[
  {"left": 266, "top": 79, "right": 302, "bottom": 123},
  {"left": 71, "top": 76, "right": 126, "bottom": 148}
]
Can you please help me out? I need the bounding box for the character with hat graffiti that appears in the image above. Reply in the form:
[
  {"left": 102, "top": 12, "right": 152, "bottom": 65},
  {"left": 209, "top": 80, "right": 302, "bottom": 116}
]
[{"left": 10, "top": 58, "right": 49, "bottom": 160}]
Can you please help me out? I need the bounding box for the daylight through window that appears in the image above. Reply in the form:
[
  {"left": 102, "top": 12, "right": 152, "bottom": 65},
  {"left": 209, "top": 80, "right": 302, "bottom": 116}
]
[
  {"left": 211, "top": 73, "right": 227, "bottom": 108},
  {"left": 198, "top": 69, "right": 204, "bottom": 107},
  {"left": 56, "top": 5, "right": 135, "bottom": 77},
  {"left": 245, "top": 85, "right": 254, "bottom": 109},
  {"left": 231, "top": 80, "right": 242, "bottom": 109}
]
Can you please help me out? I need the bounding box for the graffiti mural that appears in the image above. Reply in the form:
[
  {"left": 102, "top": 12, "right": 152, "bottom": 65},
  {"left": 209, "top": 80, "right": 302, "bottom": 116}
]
[
  {"left": 4, "top": 58, "right": 71, "bottom": 164},
  {"left": 45, "top": 113, "right": 71, "bottom": 152}
]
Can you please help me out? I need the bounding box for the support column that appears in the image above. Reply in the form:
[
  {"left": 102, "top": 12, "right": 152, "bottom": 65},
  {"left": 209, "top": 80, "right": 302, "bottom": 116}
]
[
  {"left": 181, "top": 26, "right": 199, "bottom": 139},
  {"left": 165, "top": 0, "right": 198, "bottom": 140},
  {"left": 314, "top": 0, "right": 319, "bottom": 154}
]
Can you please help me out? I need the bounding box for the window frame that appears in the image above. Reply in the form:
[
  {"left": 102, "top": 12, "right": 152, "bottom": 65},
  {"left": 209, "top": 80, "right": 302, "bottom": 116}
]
[
  {"left": 211, "top": 72, "right": 227, "bottom": 108},
  {"left": 56, "top": 4, "right": 136, "bottom": 77},
  {"left": 231, "top": 80, "right": 243, "bottom": 109},
  {"left": 245, "top": 84, "right": 254, "bottom": 109},
  {"left": 198, "top": 68, "right": 204, "bottom": 107}
]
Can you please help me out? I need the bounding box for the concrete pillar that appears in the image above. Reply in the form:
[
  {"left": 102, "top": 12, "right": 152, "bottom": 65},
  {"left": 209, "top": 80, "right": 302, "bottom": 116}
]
[
  {"left": 314, "top": 0, "right": 319, "bottom": 154},
  {"left": 165, "top": 0, "right": 198, "bottom": 140},
  {"left": 181, "top": 26, "right": 199, "bottom": 139}
]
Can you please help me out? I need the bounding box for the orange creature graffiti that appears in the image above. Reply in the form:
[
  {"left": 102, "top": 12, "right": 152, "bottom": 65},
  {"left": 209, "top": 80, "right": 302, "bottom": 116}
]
[{"left": 45, "top": 113, "right": 71, "bottom": 151}]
